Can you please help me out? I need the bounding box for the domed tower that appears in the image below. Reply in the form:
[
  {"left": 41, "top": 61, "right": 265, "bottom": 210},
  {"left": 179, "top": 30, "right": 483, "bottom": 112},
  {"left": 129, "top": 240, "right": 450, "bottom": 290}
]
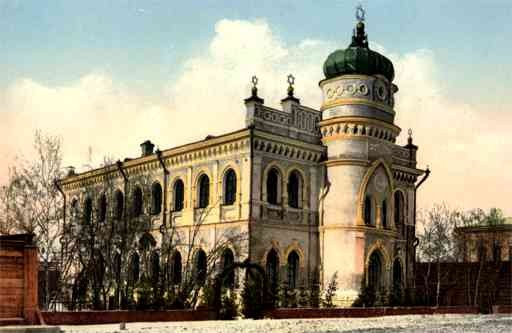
[{"left": 319, "top": 9, "right": 424, "bottom": 305}]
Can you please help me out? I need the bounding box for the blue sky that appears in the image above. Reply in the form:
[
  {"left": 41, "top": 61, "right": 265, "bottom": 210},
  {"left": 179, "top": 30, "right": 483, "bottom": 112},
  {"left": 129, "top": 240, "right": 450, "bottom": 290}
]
[
  {"left": 1, "top": 1, "right": 511, "bottom": 214},
  {"left": 1, "top": 0, "right": 511, "bottom": 106}
]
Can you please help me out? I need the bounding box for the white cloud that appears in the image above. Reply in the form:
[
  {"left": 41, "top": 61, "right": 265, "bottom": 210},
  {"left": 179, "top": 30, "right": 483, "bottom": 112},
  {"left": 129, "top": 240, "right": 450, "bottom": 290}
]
[{"left": 0, "top": 19, "right": 510, "bottom": 215}]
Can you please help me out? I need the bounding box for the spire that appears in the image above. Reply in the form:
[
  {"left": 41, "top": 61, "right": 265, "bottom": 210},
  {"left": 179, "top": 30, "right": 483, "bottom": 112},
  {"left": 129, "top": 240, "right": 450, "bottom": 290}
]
[
  {"left": 244, "top": 75, "right": 264, "bottom": 104},
  {"left": 350, "top": 4, "right": 368, "bottom": 48}
]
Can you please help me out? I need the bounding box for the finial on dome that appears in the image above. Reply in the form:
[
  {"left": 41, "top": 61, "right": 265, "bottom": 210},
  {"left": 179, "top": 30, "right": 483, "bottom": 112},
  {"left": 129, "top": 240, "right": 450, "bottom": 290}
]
[
  {"left": 351, "top": 4, "right": 368, "bottom": 48},
  {"left": 356, "top": 3, "right": 365, "bottom": 22}
]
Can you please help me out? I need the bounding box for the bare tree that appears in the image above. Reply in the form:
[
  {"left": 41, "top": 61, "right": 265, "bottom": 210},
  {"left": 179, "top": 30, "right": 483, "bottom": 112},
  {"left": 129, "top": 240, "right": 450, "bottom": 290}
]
[
  {"left": 0, "top": 131, "right": 64, "bottom": 310},
  {"left": 417, "top": 203, "right": 460, "bottom": 306}
]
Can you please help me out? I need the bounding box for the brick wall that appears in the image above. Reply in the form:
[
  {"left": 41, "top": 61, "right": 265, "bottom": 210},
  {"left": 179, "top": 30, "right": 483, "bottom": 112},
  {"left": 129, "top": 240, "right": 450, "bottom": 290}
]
[
  {"left": 265, "top": 306, "right": 479, "bottom": 319},
  {"left": 41, "top": 309, "right": 212, "bottom": 325}
]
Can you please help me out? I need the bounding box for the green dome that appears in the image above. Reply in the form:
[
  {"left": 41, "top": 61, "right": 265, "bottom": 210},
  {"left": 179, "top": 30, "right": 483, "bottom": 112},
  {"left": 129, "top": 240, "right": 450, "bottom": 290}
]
[{"left": 323, "top": 22, "right": 395, "bottom": 82}]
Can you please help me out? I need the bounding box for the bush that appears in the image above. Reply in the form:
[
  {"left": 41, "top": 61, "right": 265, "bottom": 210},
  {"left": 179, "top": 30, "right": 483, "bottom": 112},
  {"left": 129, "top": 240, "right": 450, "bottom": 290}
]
[
  {"left": 219, "top": 290, "right": 239, "bottom": 320},
  {"left": 241, "top": 275, "right": 264, "bottom": 319},
  {"left": 134, "top": 276, "right": 153, "bottom": 310},
  {"left": 322, "top": 272, "right": 338, "bottom": 308},
  {"left": 352, "top": 283, "right": 376, "bottom": 307}
]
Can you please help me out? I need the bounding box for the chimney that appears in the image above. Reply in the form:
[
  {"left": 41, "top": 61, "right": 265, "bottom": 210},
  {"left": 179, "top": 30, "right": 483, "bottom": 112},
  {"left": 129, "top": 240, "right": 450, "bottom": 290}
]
[
  {"left": 66, "top": 166, "right": 76, "bottom": 177},
  {"left": 140, "top": 140, "right": 155, "bottom": 157}
]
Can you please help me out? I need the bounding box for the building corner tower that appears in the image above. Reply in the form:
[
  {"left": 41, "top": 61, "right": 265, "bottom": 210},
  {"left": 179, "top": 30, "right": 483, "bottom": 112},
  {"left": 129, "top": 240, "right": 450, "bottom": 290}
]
[{"left": 318, "top": 13, "right": 426, "bottom": 306}]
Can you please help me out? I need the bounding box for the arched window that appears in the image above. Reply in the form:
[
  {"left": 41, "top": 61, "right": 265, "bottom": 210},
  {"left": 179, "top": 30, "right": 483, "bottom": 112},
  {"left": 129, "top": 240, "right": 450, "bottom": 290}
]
[
  {"left": 173, "top": 179, "right": 184, "bottom": 211},
  {"left": 170, "top": 251, "right": 182, "bottom": 285},
  {"left": 364, "top": 196, "right": 373, "bottom": 226},
  {"left": 194, "top": 249, "right": 207, "bottom": 285},
  {"left": 223, "top": 169, "right": 237, "bottom": 205},
  {"left": 198, "top": 175, "right": 210, "bottom": 208},
  {"left": 368, "top": 251, "right": 382, "bottom": 291},
  {"left": 150, "top": 251, "right": 160, "bottom": 282},
  {"left": 287, "top": 171, "right": 302, "bottom": 209},
  {"left": 114, "top": 190, "right": 124, "bottom": 220},
  {"left": 132, "top": 186, "right": 143, "bottom": 217},
  {"left": 151, "top": 182, "right": 162, "bottom": 215},
  {"left": 83, "top": 197, "right": 93, "bottom": 224},
  {"left": 381, "top": 199, "right": 388, "bottom": 228},
  {"left": 287, "top": 251, "right": 300, "bottom": 289},
  {"left": 222, "top": 248, "right": 235, "bottom": 288},
  {"left": 266, "top": 168, "right": 280, "bottom": 205},
  {"left": 129, "top": 253, "right": 140, "bottom": 284},
  {"left": 392, "top": 258, "right": 402, "bottom": 299},
  {"left": 266, "top": 249, "right": 279, "bottom": 289},
  {"left": 98, "top": 194, "right": 107, "bottom": 223}
]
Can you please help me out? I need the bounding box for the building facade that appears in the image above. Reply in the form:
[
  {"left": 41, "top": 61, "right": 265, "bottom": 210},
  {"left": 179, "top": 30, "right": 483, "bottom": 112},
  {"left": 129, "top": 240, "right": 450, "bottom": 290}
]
[{"left": 59, "top": 18, "right": 427, "bottom": 306}]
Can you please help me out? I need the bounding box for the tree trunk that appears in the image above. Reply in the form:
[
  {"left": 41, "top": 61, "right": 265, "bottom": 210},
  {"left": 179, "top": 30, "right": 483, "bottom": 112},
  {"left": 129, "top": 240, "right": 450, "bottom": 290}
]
[
  {"left": 473, "top": 258, "right": 484, "bottom": 306},
  {"left": 436, "top": 260, "right": 441, "bottom": 307}
]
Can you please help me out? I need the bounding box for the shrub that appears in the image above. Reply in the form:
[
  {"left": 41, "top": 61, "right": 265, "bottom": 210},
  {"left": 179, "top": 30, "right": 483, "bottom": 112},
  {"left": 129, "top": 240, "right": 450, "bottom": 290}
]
[
  {"left": 241, "top": 274, "right": 264, "bottom": 319},
  {"left": 322, "top": 272, "right": 338, "bottom": 308},
  {"left": 219, "top": 290, "right": 239, "bottom": 320}
]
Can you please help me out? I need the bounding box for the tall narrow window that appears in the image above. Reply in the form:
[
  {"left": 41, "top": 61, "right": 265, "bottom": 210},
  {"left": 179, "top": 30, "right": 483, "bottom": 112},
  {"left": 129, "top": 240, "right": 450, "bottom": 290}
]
[
  {"left": 368, "top": 251, "right": 382, "bottom": 291},
  {"left": 114, "top": 190, "right": 124, "bottom": 220},
  {"left": 493, "top": 241, "right": 501, "bottom": 262},
  {"left": 381, "top": 199, "right": 388, "bottom": 228},
  {"left": 170, "top": 251, "right": 182, "bottom": 285},
  {"left": 129, "top": 253, "right": 140, "bottom": 284},
  {"left": 287, "top": 251, "right": 300, "bottom": 289},
  {"left": 150, "top": 251, "right": 160, "bottom": 282},
  {"left": 266, "top": 168, "right": 280, "bottom": 205},
  {"left": 98, "top": 194, "right": 107, "bottom": 222},
  {"left": 83, "top": 197, "right": 93, "bottom": 224},
  {"left": 173, "top": 179, "right": 184, "bottom": 211},
  {"left": 222, "top": 248, "right": 235, "bottom": 288},
  {"left": 132, "top": 187, "right": 143, "bottom": 217},
  {"left": 194, "top": 249, "right": 207, "bottom": 285},
  {"left": 287, "top": 171, "right": 302, "bottom": 208},
  {"left": 394, "top": 191, "right": 404, "bottom": 233},
  {"left": 364, "top": 196, "right": 372, "bottom": 226},
  {"left": 198, "top": 175, "right": 210, "bottom": 208},
  {"left": 266, "top": 249, "right": 279, "bottom": 290},
  {"left": 151, "top": 182, "right": 162, "bottom": 215},
  {"left": 223, "top": 169, "right": 237, "bottom": 205},
  {"left": 114, "top": 253, "right": 121, "bottom": 281},
  {"left": 392, "top": 258, "right": 402, "bottom": 300},
  {"left": 70, "top": 199, "right": 79, "bottom": 220}
]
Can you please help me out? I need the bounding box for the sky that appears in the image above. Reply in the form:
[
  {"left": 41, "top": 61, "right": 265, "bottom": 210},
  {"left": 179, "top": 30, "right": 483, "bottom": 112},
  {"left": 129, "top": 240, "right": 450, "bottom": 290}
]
[{"left": 0, "top": 0, "right": 511, "bottom": 215}]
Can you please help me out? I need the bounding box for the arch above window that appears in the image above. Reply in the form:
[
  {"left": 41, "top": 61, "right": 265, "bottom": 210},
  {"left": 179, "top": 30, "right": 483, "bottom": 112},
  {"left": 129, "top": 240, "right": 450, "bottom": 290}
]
[
  {"left": 173, "top": 179, "right": 185, "bottom": 212},
  {"left": 266, "top": 168, "right": 281, "bottom": 205},
  {"left": 223, "top": 169, "right": 237, "bottom": 206},
  {"left": 151, "top": 182, "right": 162, "bottom": 215},
  {"left": 197, "top": 174, "right": 210, "bottom": 208},
  {"left": 287, "top": 170, "right": 303, "bottom": 209}
]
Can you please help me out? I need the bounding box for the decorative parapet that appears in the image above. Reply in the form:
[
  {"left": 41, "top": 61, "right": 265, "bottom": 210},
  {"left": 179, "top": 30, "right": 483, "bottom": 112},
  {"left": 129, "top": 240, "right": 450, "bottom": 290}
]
[
  {"left": 248, "top": 103, "right": 322, "bottom": 144},
  {"left": 320, "top": 117, "right": 400, "bottom": 143}
]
